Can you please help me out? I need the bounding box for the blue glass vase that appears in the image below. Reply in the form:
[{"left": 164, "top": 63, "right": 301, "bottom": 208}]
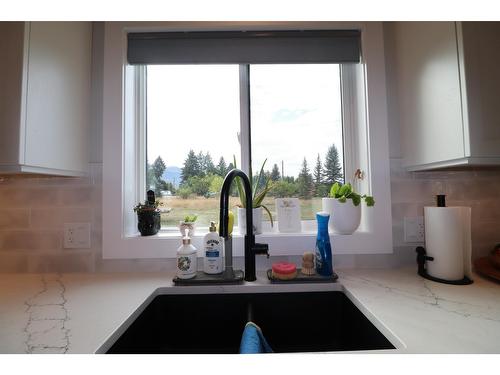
[{"left": 315, "top": 212, "right": 333, "bottom": 276}]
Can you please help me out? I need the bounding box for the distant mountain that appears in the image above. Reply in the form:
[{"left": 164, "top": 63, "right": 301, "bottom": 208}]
[{"left": 162, "top": 166, "right": 182, "bottom": 188}]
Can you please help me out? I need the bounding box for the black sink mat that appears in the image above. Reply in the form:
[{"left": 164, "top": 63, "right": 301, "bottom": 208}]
[
  {"left": 173, "top": 270, "right": 244, "bottom": 285},
  {"left": 267, "top": 269, "right": 338, "bottom": 283}
]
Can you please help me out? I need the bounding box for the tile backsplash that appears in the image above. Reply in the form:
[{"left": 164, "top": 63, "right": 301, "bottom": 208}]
[{"left": 1, "top": 160, "right": 499, "bottom": 273}]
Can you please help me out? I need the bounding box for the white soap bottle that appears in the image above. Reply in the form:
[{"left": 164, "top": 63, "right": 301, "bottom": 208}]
[
  {"left": 176, "top": 229, "right": 197, "bottom": 279},
  {"left": 203, "top": 221, "right": 223, "bottom": 274}
]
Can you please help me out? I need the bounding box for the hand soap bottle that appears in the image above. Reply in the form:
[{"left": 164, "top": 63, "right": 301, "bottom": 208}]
[
  {"left": 203, "top": 221, "right": 223, "bottom": 274},
  {"left": 176, "top": 229, "right": 197, "bottom": 279}
]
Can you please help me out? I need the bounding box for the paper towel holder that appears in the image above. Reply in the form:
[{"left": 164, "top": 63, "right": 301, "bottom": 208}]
[{"left": 416, "top": 247, "right": 473, "bottom": 285}]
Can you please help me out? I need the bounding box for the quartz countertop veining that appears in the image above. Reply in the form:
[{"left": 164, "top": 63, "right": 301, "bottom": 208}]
[{"left": 0, "top": 267, "right": 499, "bottom": 354}]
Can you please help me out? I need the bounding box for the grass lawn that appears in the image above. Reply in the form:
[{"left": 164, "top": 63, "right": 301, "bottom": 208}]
[{"left": 159, "top": 196, "right": 323, "bottom": 228}]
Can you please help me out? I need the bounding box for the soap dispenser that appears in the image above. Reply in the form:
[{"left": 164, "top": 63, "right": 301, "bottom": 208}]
[
  {"left": 203, "top": 221, "right": 223, "bottom": 274},
  {"left": 176, "top": 229, "right": 198, "bottom": 279}
]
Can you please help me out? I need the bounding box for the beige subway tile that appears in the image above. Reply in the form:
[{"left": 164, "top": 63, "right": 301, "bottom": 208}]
[
  {"left": 478, "top": 200, "right": 500, "bottom": 222},
  {"left": 0, "top": 187, "right": 59, "bottom": 207},
  {"left": 30, "top": 208, "right": 93, "bottom": 229},
  {"left": 0, "top": 209, "right": 30, "bottom": 230},
  {"left": 0, "top": 231, "right": 61, "bottom": 251},
  {"left": 58, "top": 187, "right": 92, "bottom": 206}
]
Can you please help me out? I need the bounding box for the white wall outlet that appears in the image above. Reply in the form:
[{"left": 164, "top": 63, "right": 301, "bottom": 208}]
[
  {"left": 403, "top": 216, "right": 425, "bottom": 243},
  {"left": 64, "top": 222, "right": 91, "bottom": 249}
]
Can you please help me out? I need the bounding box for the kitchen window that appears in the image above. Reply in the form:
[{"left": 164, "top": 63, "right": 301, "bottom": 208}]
[
  {"left": 144, "top": 63, "right": 344, "bottom": 229},
  {"left": 102, "top": 22, "right": 393, "bottom": 259}
]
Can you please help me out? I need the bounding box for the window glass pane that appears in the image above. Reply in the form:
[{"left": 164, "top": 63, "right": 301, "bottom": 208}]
[
  {"left": 250, "top": 64, "right": 344, "bottom": 222},
  {"left": 146, "top": 65, "right": 241, "bottom": 228}
]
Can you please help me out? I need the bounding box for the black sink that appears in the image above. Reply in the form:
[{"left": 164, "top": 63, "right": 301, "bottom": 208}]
[{"left": 106, "top": 291, "right": 395, "bottom": 354}]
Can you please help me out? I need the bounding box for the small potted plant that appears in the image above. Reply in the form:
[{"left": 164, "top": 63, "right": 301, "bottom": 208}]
[
  {"left": 134, "top": 190, "right": 164, "bottom": 236},
  {"left": 233, "top": 157, "right": 274, "bottom": 235},
  {"left": 179, "top": 214, "right": 197, "bottom": 237},
  {"left": 322, "top": 170, "right": 375, "bottom": 234}
]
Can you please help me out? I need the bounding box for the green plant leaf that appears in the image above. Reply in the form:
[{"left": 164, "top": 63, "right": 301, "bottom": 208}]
[
  {"left": 338, "top": 183, "right": 352, "bottom": 197},
  {"left": 329, "top": 182, "right": 341, "bottom": 198},
  {"left": 253, "top": 158, "right": 267, "bottom": 201},
  {"left": 261, "top": 204, "right": 274, "bottom": 227},
  {"left": 364, "top": 196, "right": 375, "bottom": 207},
  {"left": 253, "top": 179, "right": 273, "bottom": 207},
  {"left": 338, "top": 196, "right": 347, "bottom": 203},
  {"left": 351, "top": 193, "right": 361, "bottom": 206}
]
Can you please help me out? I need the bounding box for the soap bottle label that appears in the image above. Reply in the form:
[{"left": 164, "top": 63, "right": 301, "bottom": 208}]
[
  {"left": 177, "top": 253, "right": 197, "bottom": 279},
  {"left": 204, "top": 238, "right": 222, "bottom": 274}
]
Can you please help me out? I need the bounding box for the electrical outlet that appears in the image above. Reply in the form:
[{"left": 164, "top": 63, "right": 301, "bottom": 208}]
[
  {"left": 64, "top": 223, "right": 91, "bottom": 249},
  {"left": 403, "top": 216, "right": 425, "bottom": 243}
]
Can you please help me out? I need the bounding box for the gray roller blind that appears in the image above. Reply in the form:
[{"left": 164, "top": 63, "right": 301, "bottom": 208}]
[{"left": 127, "top": 30, "right": 361, "bottom": 65}]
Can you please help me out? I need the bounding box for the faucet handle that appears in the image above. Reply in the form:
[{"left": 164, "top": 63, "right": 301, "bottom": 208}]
[{"left": 253, "top": 243, "right": 269, "bottom": 258}]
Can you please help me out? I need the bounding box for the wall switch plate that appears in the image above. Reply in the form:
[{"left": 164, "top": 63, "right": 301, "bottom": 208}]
[
  {"left": 403, "top": 216, "right": 425, "bottom": 243},
  {"left": 64, "top": 222, "right": 91, "bottom": 249}
]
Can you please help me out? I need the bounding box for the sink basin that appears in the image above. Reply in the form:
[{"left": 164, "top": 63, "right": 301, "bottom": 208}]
[{"left": 104, "top": 290, "right": 395, "bottom": 353}]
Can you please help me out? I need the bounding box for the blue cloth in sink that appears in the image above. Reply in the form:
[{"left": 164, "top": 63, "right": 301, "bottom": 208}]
[{"left": 239, "top": 321, "right": 273, "bottom": 354}]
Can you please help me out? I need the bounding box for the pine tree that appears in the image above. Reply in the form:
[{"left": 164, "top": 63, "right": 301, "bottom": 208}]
[
  {"left": 200, "top": 152, "right": 215, "bottom": 175},
  {"left": 270, "top": 163, "right": 281, "bottom": 181},
  {"left": 152, "top": 156, "right": 166, "bottom": 181},
  {"left": 313, "top": 154, "right": 324, "bottom": 197},
  {"left": 323, "top": 144, "right": 343, "bottom": 184},
  {"left": 150, "top": 156, "right": 168, "bottom": 196},
  {"left": 313, "top": 154, "right": 323, "bottom": 184},
  {"left": 216, "top": 156, "right": 228, "bottom": 176},
  {"left": 181, "top": 150, "right": 202, "bottom": 183},
  {"left": 297, "top": 157, "right": 313, "bottom": 199}
]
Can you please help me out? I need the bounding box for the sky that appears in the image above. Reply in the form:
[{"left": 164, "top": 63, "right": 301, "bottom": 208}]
[{"left": 147, "top": 64, "right": 343, "bottom": 178}]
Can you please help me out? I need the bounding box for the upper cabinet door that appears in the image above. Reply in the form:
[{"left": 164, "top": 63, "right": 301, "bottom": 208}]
[
  {"left": 394, "top": 22, "right": 465, "bottom": 169},
  {"left": 24, "top": 22, "right": 92, "bottom": 174}
]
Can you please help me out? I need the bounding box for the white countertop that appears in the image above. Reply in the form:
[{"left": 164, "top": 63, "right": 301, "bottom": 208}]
[{"left": 0, "top": 267, "right": 499, "bottom": 354}]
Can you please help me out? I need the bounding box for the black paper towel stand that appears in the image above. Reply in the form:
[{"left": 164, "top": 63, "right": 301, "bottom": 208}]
[{"left": 416, "top": 246, "right": 473, "bottom": 285}]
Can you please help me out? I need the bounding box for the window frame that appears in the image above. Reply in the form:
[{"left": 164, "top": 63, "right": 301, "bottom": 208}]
[{"left": 102, "top": 22, "right": 393, "bottom": 260}]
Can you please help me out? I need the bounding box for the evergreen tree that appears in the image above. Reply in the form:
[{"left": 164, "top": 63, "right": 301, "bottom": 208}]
[
  {"left": 270, "top": 163, "right": 281, "bottom": 181},
  {"left": 323, "top": 144, "right": 343, "bottom": 184},
  {"left": 149, "top": 156, "right": 168, "bottom": 196},
  {"left": 297, "top": 158, "right": 313, "bottom": 199},
  {"left": 313, "top": 154, "right": 324, "bottom": 197},
  {"left": 200, "top": 152, "right": 215, "bottom": 175},
  {"left": 152, "top": 156, "right": 166, "bottom": 181},
  {"left": 181, "top": 150, "right": 202, "bottom": 183},
  {"left": 216, "top": 156, "right": 228, "bottom": 176}
]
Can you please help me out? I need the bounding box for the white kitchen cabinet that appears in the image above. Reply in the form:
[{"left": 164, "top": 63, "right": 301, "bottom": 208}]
[
  {"left": 393, "top": 22, "right": 500, "bottom": 171},
  {"left": 0, "top": 22, "right": 91, "bottom": 176}
]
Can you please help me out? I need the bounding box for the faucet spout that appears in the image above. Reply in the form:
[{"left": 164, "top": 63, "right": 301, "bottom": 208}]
[{"left": 219, "top": 169, "right": 268, "bottom": 282}]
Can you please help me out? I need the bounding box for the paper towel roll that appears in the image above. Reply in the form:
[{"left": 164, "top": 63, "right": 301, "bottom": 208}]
[{"left": 424, "top": 206, "right": 472, "bottom": 281}]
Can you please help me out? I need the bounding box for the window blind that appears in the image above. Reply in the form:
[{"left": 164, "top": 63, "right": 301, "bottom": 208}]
[{"left": 127, "top": 30, "right": 361, "bottom": 65}]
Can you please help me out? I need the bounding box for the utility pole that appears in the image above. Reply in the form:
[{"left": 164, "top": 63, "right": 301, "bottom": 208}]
[{"left": 281, "top": 160, "right": 284, "bottom": 179}]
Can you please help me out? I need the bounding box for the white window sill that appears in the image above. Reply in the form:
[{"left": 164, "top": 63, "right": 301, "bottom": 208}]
[{"left": 103, "top": 228, "right": 392, "bottom": 259}]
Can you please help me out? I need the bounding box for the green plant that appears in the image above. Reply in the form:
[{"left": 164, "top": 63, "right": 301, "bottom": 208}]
[
  {"left": 233, "top": 156, "right": 274, "bottom": 226},
  {"left": 328, "top": 182, "right": 375, "bottom": 207},
  {"left": 133, "top": 199, "right": 163, "bottom": 213},
  {"left": 183, "top": 214, "right": 198, "bottom": 223}
]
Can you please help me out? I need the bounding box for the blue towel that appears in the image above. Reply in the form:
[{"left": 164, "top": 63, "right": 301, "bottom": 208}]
[{"left": 239, "top": 321, "right": 273, "bottom": 354}]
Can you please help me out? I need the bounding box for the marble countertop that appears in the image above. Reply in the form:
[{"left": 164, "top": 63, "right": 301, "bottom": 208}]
[{"left": 0, "top": 267, "right": 499, "bottom": 354}]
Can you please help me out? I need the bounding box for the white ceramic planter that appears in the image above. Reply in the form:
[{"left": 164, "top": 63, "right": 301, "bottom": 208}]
[
  {"left": 179, "top": 221, "right": 196, "bottom": 237},
  {"left": 322, "top": 197, "right": 361, "bottom": 234},
  {"left": 276, "top": 198, "right": 301, "bottom": 233},
  {"left": 237, "top": 207, "right": 262, "bottom": 235}
]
